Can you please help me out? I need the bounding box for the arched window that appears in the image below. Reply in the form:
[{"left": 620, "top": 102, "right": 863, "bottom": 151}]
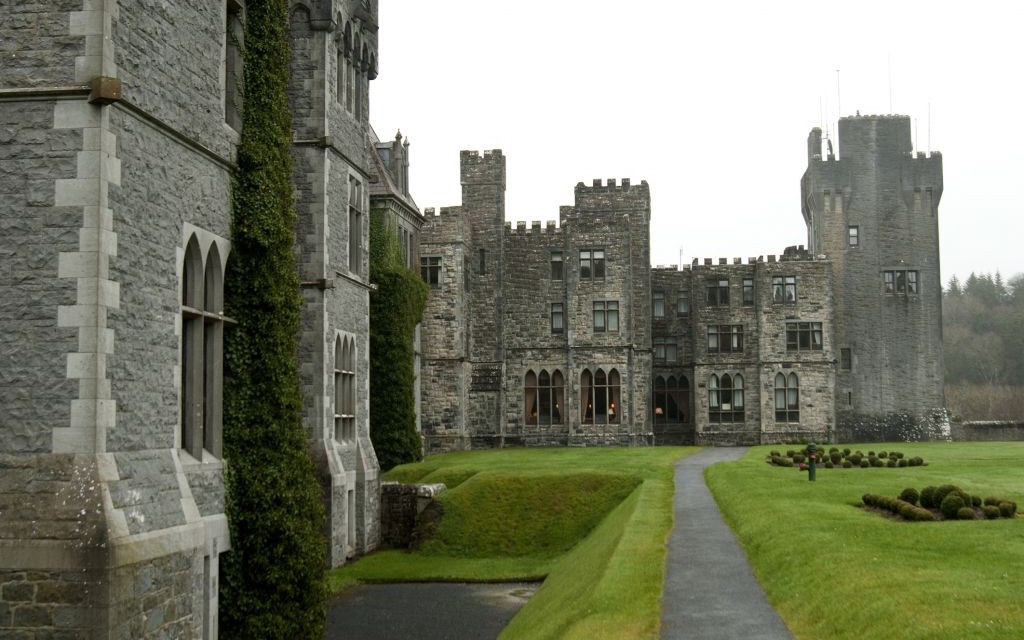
[
  {"left": 525, "top": 369, "right": 564, "bottom": 425},
  {"left": 335, "top": 335, "right": 356, "bottom": 441},
  {"left": 709, "top": 373, "right": 744, "bottom": 423},
  {"left": 181, "top": 234, "right": 230, "bottom": 459},
  {"left": 775, "top": 372, "right": 800, "bottom": 423},
  {"left": 654, "top": 375, "right": 689, "bottom": 424},
  {"left": 581, "top": 368, "right": 621, "bottom": 425}
]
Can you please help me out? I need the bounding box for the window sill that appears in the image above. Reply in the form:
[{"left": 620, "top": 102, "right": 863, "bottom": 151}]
[{"left": 179, "top": 448, "right": 223, "bottom": 470}]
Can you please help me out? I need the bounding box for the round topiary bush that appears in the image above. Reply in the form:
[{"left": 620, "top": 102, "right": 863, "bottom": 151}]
[
  {"left": 793, "top": 453, "right": 806, "bottom": 464},
  {"left": 957, "top": 507, "right": 976, "bottom": 520},
  {"left": 842, "top": 460, "right": 852, "bottom": 468},
  {"left": 868, "top": 450, "right": 876, "bottom": 457},
  {"left": 970, "top": 495, "right": 982, "bottom": 507},
  {"left": 860, "top": 459, "right": 870, "bottom": 468},
  {"left": 843, "top": 448, "right": 851, "bottom": 456},
  {"left": 878, "top": 451, "right": 888, "bottom": 458},
  {"left": 830, "top": 452, "right": 842, "bottom": 464},
  {"left": 786, "top": 450, "right": 796, "bottom": 458},
  {"left": 940, "top": 492, "right": 966, "bottom": 519},
  {"left": 898, "top": 459, "right": 908, "bottom": 468},
  {"left": 983, "top": 505, "right": 1001, "bottom": 520},
  {"left": 825, "top": 461, "right": 834, "bottom": 469},
  {"left": 899, "top": 488, "right": 920, "bottom": 506},
  {"left": 886, "top": 459, "right": 897, "bottom": 467},
  {"left": 998, "top": 502, "right": 1017, "bottom": 518},
  {"left": 829, "top": 447, "right": 839, "bottom": 454},
  {"left": 849, "top": 454, "right": 863, "bottom": 465},
  {"left": 933, "top": 485, "right": 962, "bottom": 507},
  {"left": 770, "top": 450, "right": 781, "bottom": 458},
  {"left": 777, "top": 457, "right": 794, "bottom": 468},
  {"left": 908, "top": 456, "right": 924, "bottom": 466},
  {"left": 893, "top": 451, "right": 904, "bottom": 459},
  {"left": 983, "top": 496, "right": 1001, "bottom": 507},
  {"left": 920, "top": 486, "right": 938, "bottom": 509},
  {"left": 871, "top": 458, "right": 885, "bottom": 468}
]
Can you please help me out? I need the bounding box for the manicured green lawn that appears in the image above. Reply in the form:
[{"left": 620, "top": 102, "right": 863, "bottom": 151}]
[
  {"left": 328, "top": 447, "right": 698, "bottom": 639},
  {"left": 707, "top": 441, "right": 1024, "bottom": 639}
]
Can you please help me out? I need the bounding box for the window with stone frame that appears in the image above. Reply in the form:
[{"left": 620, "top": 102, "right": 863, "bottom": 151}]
[
  {"left": 334, "top": 335, "right": 356, "bottom": 442},
  {"left": 224, "top": 1, "right": 244, "bottom": 131},
  {"left": 786, "top": 322, "right": 823, "bottom": 351},
  {"left": 525, "top": 369, "right": 564, "bottom": 425},
  {"left": 742, "top": 278, "right": 754, "bottom": 305},
  {"left": 478, "top": 248, "right": 486, "bottom": 275},
  {"left": 550, "top": 252, "right": 563, "bottom": 280},
  {"left": 840, "top": 347, "right": 852, "bottom": 371},
  {"left": 883, "top": 269, "right": 919, "bottom": 295},
  {"left": 706, "top": 278, "right": 729, "bottom": 306},
  {"left": 551, "top": 302, "right": 564, "bottom": 334},
  {"left": 653, "top": 336, "right": 678, "bottom": 362},
  {"left": 348, "top": 177, "right": 363, "bottom": 276},
  {"left": 579, "top": 249, "right": 606, "bottom": 280},
  {"left": 653, "top": 291, "right": 665, "bottom": 317},
  {"left": 772, "top": 275, "right": 796, "bottom": 303},
  {"left": 848, "top": 225, "right": 860, "bottom": 247},
  {"left": 420, "top": 256, "right": 441, "bottom": 289},
  {"left": 676, "top": 289, "right": 690, "bottom": 316},
  {"left": 708, "top": 373, "right": 744, "bottom": 423},
  {"left": 653, "top": 375, "right": 689, "bottom": 424},
  {"left": 181, "top": 234, "right": 232, "bottom": 460},
  {"left": 593, "top": 300, "right": 619, "bottom": 332},
  {"left": 707, "top": 324, "right": 743, "bottom": 353},
  {"left": 774, "top": 372, "right": 800, "bottom": 423},
  {"left": 580, "top": 368, "right": 621, "bottom": 425}
]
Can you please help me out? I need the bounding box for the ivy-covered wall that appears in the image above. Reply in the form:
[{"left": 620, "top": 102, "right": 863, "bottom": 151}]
[
  {"left": 370, "top": 207, "right": 428, "bottom": 470},
  {"left": 220, "top": 0, "right": 327, "bottom": 637}
]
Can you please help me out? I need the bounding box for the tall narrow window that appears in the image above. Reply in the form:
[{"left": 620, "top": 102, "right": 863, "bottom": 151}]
[
  {"left": 593, "top": 301, "right": 619, "bottom": 332},
  {"left": 581, "top": 368, "right": 621, "bottom": 425},
  {"left": 525, "top": 369, "right": 564, "bottom": 425},
  {"left": 348, "top": 177, "right": 363, "bottom": 276},
  {"left": 676, "top": 290, "right": 690, "bottom": 316},
  {"left": 840, "top": 347, "right": 852, "bottom": 371},
  {"left": 742, "top": 278, "right": 754, "bottom": 305},
  {"left": 478, "top": 248, "right": 486, "bottom": 275},
  {"left": 181, "top": 234, "right": 230, "bottom": 459},
  {"left": 224, "top": 1, "right": 243, "bottom": 130},
  {"left": 708, "top": 374, "right": 744, "bottom": 423},
  {"left": 848, "top": 226, "right": 860, "bottom": 247},
  {"left": 653, "top": 375, "right": 689, "bottom": 424},
  {"left": 550, "top": 252, "right": 563, "bottom": 280},
  {"left": 343, "top": 23, "right": 354, "bottom": 113},
  {"left": 334, "top": 336, "right": 356, "bottom": 442},
  {"left": 420, "top": 256, "right": 441, "bottom": 288},
  {"left": 579, "top": 249, "right": 605, "bottom": 280},
  {"left": 551, "top": 302, "right": 564, "bottom": 334},
  {"left": 653, "top": 291, "right": 665, "bottom": 318},
  {"left": 774, "top": 372, "right": 800, "bottom": 423}
]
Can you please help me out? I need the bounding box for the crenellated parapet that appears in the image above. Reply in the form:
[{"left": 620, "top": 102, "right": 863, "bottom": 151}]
[
  {"left": 420, "top": 205, "right": 468, "bottom": 244},
  {"left": 460, "top": 149, "right": 506, "bottom": 187},
  {"left": 505, "top": 220, "right": 563, "bottom": 235}
]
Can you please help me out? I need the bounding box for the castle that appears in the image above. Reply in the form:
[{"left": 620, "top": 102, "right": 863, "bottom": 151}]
[
  {"left": 1, "top": 1, "right": 386, "bottom": 637},
  {"left": 418, "top": 115, "right": 945, "bottom": 452},
  {"left": 0, "top": 1, "right": 944, "bottom": 637}
]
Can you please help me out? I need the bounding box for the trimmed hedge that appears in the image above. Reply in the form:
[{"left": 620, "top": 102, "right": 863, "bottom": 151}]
[{"left": 221, "top": 1, "right": 328, "bottom": 637}]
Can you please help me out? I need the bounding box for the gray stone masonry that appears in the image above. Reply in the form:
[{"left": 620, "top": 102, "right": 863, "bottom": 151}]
[{"left": 803, "top": 115, "right": 944, "bottom": 435}]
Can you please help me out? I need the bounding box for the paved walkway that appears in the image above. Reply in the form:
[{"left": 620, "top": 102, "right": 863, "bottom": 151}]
[{"left": 661, "top": 447, "right": 793, "bottom": 639}]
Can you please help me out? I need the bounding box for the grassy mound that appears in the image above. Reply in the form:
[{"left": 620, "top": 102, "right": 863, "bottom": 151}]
[{"left": 419, "top": 471, "right": 641, "bottom": 558}]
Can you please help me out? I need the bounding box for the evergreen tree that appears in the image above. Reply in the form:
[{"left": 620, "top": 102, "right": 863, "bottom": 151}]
[{"left": 220, "top": 1, "right": 327, "bottom": 636}]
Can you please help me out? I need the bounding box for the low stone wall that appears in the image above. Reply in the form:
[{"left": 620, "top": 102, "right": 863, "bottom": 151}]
[
  {"left": 951, "top": 421, "right": 1024, "bottom": 442},
  {"left": 380, "top": 483, "right": 446, "bottom": 548}
]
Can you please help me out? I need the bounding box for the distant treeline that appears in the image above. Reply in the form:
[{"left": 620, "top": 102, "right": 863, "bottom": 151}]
[{"left": 944, "top": 272, "right": 1024, "bottom": 386}]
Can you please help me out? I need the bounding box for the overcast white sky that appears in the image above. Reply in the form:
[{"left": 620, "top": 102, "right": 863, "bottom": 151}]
[{"left": 370, "top": 1, "right": 1024, "bottom": 285}]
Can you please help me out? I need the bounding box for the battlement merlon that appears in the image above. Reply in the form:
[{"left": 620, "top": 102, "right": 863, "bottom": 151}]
[
  {"left": 460, "top": 149, "right": 506, "bottom": 187},
  {"left": 569, "top": 178, "right": 651, "bottom": 216}
]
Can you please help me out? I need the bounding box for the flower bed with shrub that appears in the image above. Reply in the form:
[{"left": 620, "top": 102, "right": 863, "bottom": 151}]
[
  {"left": 767, "top": 446, "right": 925, "bottom": 470},
  {"left": 862, "top": 484, "right": 1019, "bottom": 521}
]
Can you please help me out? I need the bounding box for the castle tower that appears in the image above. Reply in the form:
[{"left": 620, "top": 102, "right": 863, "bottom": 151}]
[
  {"left": 288, "top": 0, "right": 382, "bottom": 566},
  {"left": 802, "top": 114, "right": 945, "bottom": 436}
]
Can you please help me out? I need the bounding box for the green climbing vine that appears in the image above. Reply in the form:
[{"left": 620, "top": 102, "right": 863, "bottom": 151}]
[
  {"left": 369, "top": 207, "right": 428, "bottom": 471},
  {"left": 220, "top": 1, "right": 327, "bottom": 637}
]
